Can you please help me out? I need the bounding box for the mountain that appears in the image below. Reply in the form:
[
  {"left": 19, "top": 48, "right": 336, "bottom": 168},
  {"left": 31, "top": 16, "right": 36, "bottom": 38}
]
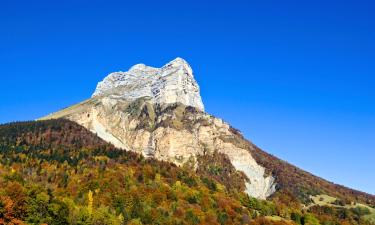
[
  {"left": 40, "top": 57, "right": 374, "bottom": 206},
  {"left": 40, "top": 58, "right": 275, "bottom": 199},
  {"left": 0, "top": 57, "right": 369, "bottom": 224}
]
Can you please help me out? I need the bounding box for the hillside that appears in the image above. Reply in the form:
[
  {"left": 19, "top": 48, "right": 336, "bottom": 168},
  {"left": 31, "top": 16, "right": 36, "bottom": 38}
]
[
  {"left": 250, "top": 143, "right": 375, "bottom": 206},
  {"left": 222, "top": 125, "right": 375, "bottom": 205},
  {"left": 0, "top": 119, "right": 374, "bottom": 225},
  {"left": 42, "top": 96, "right": 375, "bottom": 206}
]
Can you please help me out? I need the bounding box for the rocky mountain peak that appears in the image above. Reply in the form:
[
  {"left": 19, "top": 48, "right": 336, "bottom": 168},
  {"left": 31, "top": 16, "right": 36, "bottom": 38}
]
[
  {"left": 41, "top": 58, "right": 276, "bottom": 199},
  {"left": 92, "top": 58, "right": 204, "bottom": 111},
  {"left": 162, "top": 57, "right": 193, "bottom": 74}
]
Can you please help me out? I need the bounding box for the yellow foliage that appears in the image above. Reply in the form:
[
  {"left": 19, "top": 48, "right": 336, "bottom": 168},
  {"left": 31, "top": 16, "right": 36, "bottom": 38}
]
[
  {"left": 88, "top": 190, "right": 93, "bottom": 216},
  {"left": 216, "top": 183, "right": 225, "bottom": 193},
  {"left": 94, "top": 155, "right": 110, "bottom": 162},
  {"left": 174, "top": 181, "right": 182, "bottom": 190},
  {"left": 118, "top": 213, "right": 124, "bottom": 223},
  {"left": 155, "top": 173, "right": 161, "bottom": 182}
]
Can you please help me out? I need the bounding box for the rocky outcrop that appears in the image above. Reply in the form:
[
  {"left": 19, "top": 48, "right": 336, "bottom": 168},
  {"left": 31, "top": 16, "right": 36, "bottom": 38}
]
[
  {"left": 40, "top": 58, "right": 276, "bottom": 199},
  {"left": 93, "top": 58, "right": 204, "bottom": 111}
]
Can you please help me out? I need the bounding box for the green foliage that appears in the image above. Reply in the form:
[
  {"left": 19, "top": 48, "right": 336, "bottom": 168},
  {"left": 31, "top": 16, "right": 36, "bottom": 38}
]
[
  {"left": 241, "top": 195, "right": 277, "bottom": 216},
  {"left": 217, "top": 211, "right": 228, "bottom": 225},
  {"left": 302, "top": 214, "right": 321, "bottom": 225},
  {"left": 185, "top": 210, "right": 200, "bottom": 225},
  {"left": 291, "top": 212, "right": 302, "bottom": 224},
  {"left": 352, "top": 206, "right": 371, "bottom": 216},
  {"left": 201, "top": 176, "right": 217, "bottom": 191}
]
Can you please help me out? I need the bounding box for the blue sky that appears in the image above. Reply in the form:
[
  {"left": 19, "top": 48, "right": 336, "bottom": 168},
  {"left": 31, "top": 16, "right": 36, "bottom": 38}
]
[{"left": 1, "top": 0, "right": 374, "bottom": 194}]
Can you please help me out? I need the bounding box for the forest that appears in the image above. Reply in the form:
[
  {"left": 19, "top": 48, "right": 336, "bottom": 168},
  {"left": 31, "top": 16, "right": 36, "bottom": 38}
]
[{"left": 0, "top": 119, "right": 373, "bottom": 225}]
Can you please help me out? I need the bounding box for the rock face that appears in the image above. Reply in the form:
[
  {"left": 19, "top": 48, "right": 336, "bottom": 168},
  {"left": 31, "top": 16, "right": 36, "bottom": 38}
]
[
  {"left": 93, "top": 57, "right": 204, "bottom": 111},
  {"left": 41, "top": 58, "right": 276, "bottom": 199}
]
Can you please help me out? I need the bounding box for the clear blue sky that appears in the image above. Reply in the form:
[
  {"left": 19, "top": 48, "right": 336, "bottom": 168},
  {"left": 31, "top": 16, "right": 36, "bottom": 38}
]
[{"left": 1, "top": 0, "right": 374, "bottom": 194}]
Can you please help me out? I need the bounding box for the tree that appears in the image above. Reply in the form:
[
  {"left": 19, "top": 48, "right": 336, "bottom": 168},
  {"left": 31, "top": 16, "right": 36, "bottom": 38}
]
[
  {"left": 88, "top": 190, "right": 94, "bottom": 217},
  {"left": 0, "top": 196, "right": 25, "bottom": 225},
  {"left": 303, "top": 214, "right": 320, "bottom": 225}
]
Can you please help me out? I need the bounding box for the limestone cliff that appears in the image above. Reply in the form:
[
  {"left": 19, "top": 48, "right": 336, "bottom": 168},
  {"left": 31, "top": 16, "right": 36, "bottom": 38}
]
[
  {"left": 41, "top": 58, "right": 276, "bottom": 199},
  {"left": 93, "top": 58, "right": 204, "bottom": 111}
]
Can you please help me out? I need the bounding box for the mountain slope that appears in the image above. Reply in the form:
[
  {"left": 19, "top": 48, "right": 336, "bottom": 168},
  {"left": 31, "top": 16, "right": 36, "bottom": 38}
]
[
  {"left": 1, "top": 119, "right": 374, "bottom": 225},
  {"left": 0, "top": 119, "right": 256, "bottom": 224},
  {"left": 41, "top": 58, "right": 278, "bottom": 199},
  {"left": 41, "top": 97, "right": 277, "bottom": 199},
  {"left": 41, "top": 99, "right": 375, "bottom": 206}
]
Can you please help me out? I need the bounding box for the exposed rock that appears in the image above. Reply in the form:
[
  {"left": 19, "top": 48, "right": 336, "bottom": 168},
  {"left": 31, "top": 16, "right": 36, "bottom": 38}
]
[
  {"left": 93, "top": 57, "right": 204, "bottom": 111},
  {"left": 40, "top": 58, "right": 276, "bottom": 199}
]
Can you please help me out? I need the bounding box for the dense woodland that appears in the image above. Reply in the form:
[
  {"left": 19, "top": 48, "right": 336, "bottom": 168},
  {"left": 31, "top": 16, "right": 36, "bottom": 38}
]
[{"left": 0, "top": 119, "right": 373, "bottom": 225}]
